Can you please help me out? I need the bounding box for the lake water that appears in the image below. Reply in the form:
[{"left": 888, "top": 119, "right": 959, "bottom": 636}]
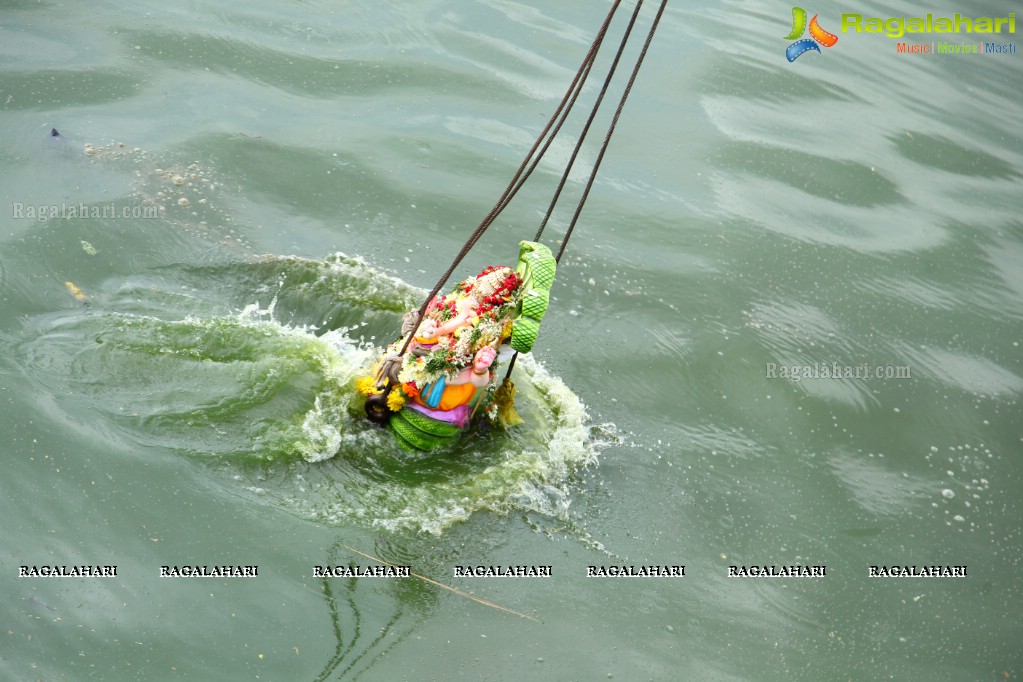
[{"left": 2, "top": 0, "right": 1021, "bottom": 680}]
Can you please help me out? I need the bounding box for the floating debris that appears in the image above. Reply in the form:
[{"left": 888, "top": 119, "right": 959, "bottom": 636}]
[
  {"left": 51, "top": 128, "right": 60, "bottom": 137},
  {"left": 81, "top": 240, "right": 97, "bottom": 256},
  {"left": 81, "top": 140, "right": 144, "bottom": 161},
  {"left": 64, "top": 281, "right": 87, "bottom": 302}
]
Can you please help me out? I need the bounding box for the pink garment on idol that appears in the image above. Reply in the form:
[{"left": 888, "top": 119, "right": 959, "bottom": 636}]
[{"left": 407, "top": 401, "right": 471, "bottom": 428}]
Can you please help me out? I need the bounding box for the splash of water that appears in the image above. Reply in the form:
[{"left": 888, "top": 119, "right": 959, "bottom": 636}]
[{"left": 16, "top": 252, "right": 609, "bottom": 534}]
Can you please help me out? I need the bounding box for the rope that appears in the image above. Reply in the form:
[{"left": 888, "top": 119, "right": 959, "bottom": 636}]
[
  {"left": 505, "top": 0, "right": 668, "bottom": 382},
  {"left": 535, "top": 0, "right": 645, "bottom": 246},
  {"left": 556, "top": 0, "right": 668, "bottom": 263},
  {"left": 379, "top": 0, "right": 666, "bottom": 404},
  {"left": 391, "top": 0, "right": 625, "bottom": 361}
]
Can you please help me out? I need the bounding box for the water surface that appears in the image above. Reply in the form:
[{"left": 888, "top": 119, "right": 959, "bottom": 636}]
[{"left": 2, "top": 0, "right": 1020, "bottom": 680}]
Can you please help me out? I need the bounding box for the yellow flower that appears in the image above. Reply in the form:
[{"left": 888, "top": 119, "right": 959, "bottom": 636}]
[
  {"left": 386, "top": 388, "right": 408, "bottom": 412},
  {"left": 355, "top": 375, "right": 380, "bottom": 396}
]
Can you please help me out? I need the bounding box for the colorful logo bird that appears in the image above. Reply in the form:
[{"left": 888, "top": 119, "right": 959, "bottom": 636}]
[{"left": 784, "top": 7, "right": 838, "bottom": 62}]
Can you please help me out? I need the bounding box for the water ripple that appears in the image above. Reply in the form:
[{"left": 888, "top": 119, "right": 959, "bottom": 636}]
[
  {"left": 889, "top": 343, "right": 1023, "bottom": 397},
  {"left": 123, "top": 29, "right": 516, "bottom": 101},
  {"left": 0, "top": 69, "right": 141, "bottom": 110},
  {"left": 891, "top": 132, "right": 1020, "bottom": 180},
  {"left": 828, "top": 449, "right": 930, "bottom": 516}
]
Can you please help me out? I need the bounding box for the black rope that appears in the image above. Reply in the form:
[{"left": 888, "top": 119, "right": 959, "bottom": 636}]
[
  {"left": 535, "top": 0, "right": 646, "bottom": 245},
  {"left": 505, "top": 0, "right": 668, "bottom": 383},
  {"left": 556, "top": 0, "right": 668, "bottom": 263},
  {"left": 391, "top": 0, "right": 625, "bottom": 361},
  {"left": 487, "top": 29, "right": 602, "bottom": 231},
  {"left": 375, "top": 0, "right": 667, "bottom": 405}
]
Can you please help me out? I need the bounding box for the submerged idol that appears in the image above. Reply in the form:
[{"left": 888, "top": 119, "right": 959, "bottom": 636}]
[{"left": 356, "top": 241, "right": 556, "bottom": 451}]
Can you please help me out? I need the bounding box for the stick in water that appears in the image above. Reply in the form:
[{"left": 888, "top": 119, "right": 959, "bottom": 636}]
[{"left": 338, "top": 544, "right": 540, "bottom": 623}]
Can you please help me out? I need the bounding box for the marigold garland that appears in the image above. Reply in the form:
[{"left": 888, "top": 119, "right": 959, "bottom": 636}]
[
  {"left": 386, "top": 387, "right": 408, "bottom": 412},
  {"left": 355, "top": 375, "right": 380, "bottom": 396}
]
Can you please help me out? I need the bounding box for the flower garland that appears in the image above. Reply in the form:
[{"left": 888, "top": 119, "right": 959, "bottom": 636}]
[
  {"left": 432, "top": 295, "right": 458, "bottom": 322},
  {"left": 472, "top": 270, "right": 521, "bottom": 318}
]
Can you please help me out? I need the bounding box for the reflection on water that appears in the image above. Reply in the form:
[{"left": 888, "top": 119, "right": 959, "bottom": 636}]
[{"left": 314, "top": 540, "right": 422, "bottom": 682}]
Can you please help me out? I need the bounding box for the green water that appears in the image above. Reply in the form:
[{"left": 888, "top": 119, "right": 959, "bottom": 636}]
[{"left": 2, "top": 0, "right": 1021, "bottom": 680}]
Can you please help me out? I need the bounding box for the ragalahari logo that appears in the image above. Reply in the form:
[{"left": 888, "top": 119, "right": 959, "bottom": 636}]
[{"left": 784, "top": 7, "right": 838, "bottom": 61}]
